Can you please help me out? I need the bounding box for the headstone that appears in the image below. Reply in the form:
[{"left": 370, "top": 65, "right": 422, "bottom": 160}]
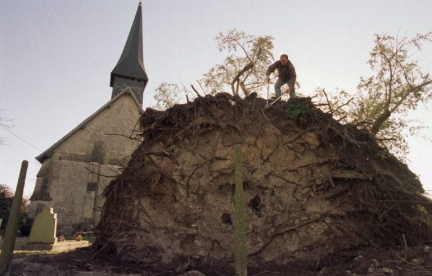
[
  {"left": 27, "top": 207, "right": 57, "bottom": 244},
  {"left": 23, "top": 207, "right": 90, "bottom": 251}
]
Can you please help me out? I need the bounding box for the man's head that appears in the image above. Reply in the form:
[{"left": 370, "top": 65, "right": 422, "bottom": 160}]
[{"left": 280, "top": 54, "right": 289, "bottom": 66}]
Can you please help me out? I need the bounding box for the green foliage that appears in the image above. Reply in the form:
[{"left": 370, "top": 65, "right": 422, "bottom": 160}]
[
  {"left": 285, "top": 102, "right": 310, "bottom": 119},
  {"left": 0, "top": 184, "right": 29, "bottom": 230},
  {"left": 315, "top": 32, "right": 432, "bottom": 157},
  {"left": 0, "top": 184, "right": 14, "bottom": 221}
]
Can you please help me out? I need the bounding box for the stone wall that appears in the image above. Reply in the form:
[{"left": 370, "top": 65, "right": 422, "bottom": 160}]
[
  {"left": 111, "top": 76, "right": 145, "bottom": 104},
  {"left": 29, "top": 94, "right": 141, "bottom": 233}
]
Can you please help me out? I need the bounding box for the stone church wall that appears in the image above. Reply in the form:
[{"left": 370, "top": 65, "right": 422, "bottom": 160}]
[{"left": 28, "top": 94, "right": 141, "bottom": 233}]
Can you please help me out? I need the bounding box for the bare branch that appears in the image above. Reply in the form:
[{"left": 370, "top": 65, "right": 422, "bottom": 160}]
[{"left": 191, "top": 85, "right": 203, "bottom": 98}]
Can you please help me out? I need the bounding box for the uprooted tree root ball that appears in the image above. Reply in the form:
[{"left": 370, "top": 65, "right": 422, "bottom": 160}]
[{"left": 95, "top": 93, "right": 432, "bottom": 273}]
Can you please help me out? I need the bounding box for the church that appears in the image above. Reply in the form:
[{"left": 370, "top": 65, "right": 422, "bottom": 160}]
[{"left": 27, "top": 3, "right": 148, "bottom": 233}]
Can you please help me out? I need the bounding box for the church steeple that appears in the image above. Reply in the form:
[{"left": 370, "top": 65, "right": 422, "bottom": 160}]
[{"left": 110, "top": 2, "right": 148, "bottom": 105}]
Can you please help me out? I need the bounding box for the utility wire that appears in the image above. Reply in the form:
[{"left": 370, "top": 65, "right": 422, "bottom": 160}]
[{"left": 0, "top": 125, "right": 43, "bottom": 152}]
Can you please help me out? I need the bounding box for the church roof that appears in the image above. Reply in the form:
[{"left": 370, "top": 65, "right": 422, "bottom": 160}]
[
  {"left": 36, "top": 88, "right": 144, "bottom": 163},
  {"left": 110, "top": 3, "right": 148, "bottom": 87}
]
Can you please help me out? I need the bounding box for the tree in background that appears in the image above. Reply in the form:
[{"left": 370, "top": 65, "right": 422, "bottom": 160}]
[
  {"left": 202, "top": 29, "right": 274, "bottom": 97},
  {"left": 0, "top": 184, "right": 14, "bottom": 230},
  {"left": 317, "top": 31, "right": 432, "bottom": 157},
  {"left": 152, "top": 29, "right": 274, "bottom": 109},
  {"left": 153, "top": 83, "right": 186, "bottom": 110},
  {"left": 0, "top": 184, "right": 29, "bottom": 232}
]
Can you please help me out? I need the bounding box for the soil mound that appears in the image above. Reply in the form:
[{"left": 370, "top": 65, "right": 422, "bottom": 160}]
[{"left": 95, "top": 93, "right": 432, "bottom": 272}]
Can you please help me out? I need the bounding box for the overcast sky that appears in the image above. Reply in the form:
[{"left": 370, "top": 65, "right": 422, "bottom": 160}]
[{"left": 1, "top": 0, "right": 431, "bottom": 198}]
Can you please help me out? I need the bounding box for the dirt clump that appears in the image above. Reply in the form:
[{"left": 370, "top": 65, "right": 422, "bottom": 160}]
[{"left": 93, "top": 93, "right": 432, "bottom": 273}]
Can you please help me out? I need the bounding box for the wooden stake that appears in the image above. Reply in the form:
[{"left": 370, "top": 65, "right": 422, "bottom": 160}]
[
  {"left": 234, "top": 144, "right": 247, "bottom": 276},
  {"left": 0, "top": 160, "right": 28, "bottom": 275}
]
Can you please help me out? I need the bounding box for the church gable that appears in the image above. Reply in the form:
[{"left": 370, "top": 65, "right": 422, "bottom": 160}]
[
  {"left": 53, "top": 93, "right": 141, "bottom": 164},
  {"left": 37, "top": 90, "right": 143, "bottom": 164},
  {"left": 29, "top": 91, "right": 143, "bottom": 231}
]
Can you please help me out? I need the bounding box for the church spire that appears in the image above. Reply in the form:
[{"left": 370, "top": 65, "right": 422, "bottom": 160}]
[{"left": 110, "top": 2, "right": 148, "bottom": 105}]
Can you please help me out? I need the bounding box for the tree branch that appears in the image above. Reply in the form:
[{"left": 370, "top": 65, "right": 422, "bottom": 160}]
[
  {"left": 191, "top": 85, "right": 203, "bottom": 98},
  {"left": 230, "top": 62, "right": 254, "bottom": 96}
]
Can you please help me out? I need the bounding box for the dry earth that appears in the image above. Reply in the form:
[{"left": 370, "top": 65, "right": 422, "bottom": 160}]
[
  {"left": 9, "top": 244, "right": 432, "bottom": 275},
  {"left": 96, "top": 94, "right": 432, "bottom": 271}
]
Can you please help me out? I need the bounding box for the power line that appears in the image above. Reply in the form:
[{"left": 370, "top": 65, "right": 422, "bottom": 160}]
[{"left": 0, "top": 126, "right": 43, "bottom": 152}]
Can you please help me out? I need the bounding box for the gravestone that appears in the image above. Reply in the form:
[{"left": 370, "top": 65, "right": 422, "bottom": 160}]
[
  {"left": 23, "top": 207, "right": 90, "bottom": 251},
  {"left": 27, "top": 207, "right": 57, "bottom": 244}
]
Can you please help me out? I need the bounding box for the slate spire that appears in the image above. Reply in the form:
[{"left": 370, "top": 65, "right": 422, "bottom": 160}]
[{"left": 110, "top": 2, "right": 148, "bottom": 104}]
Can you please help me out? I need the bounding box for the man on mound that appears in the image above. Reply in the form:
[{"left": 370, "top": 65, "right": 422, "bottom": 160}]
[{"left": 266, "top": 54, "right": 297, "bottom": 98}]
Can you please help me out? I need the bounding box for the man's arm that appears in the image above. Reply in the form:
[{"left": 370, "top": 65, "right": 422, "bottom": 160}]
[
  {"left": 287, "top": 63, "right": 297, "bottom": 90},
  {"left": 266, "top": 61, "right": 279, "bottom": 77}
]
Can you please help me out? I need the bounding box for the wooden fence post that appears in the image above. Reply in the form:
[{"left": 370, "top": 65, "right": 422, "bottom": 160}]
[
  {"left": 234, "top": 145, "right": 247, "bottom": 276},
  {"left": 0, "top": 160, "right": 28, "bottom": 275}
]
